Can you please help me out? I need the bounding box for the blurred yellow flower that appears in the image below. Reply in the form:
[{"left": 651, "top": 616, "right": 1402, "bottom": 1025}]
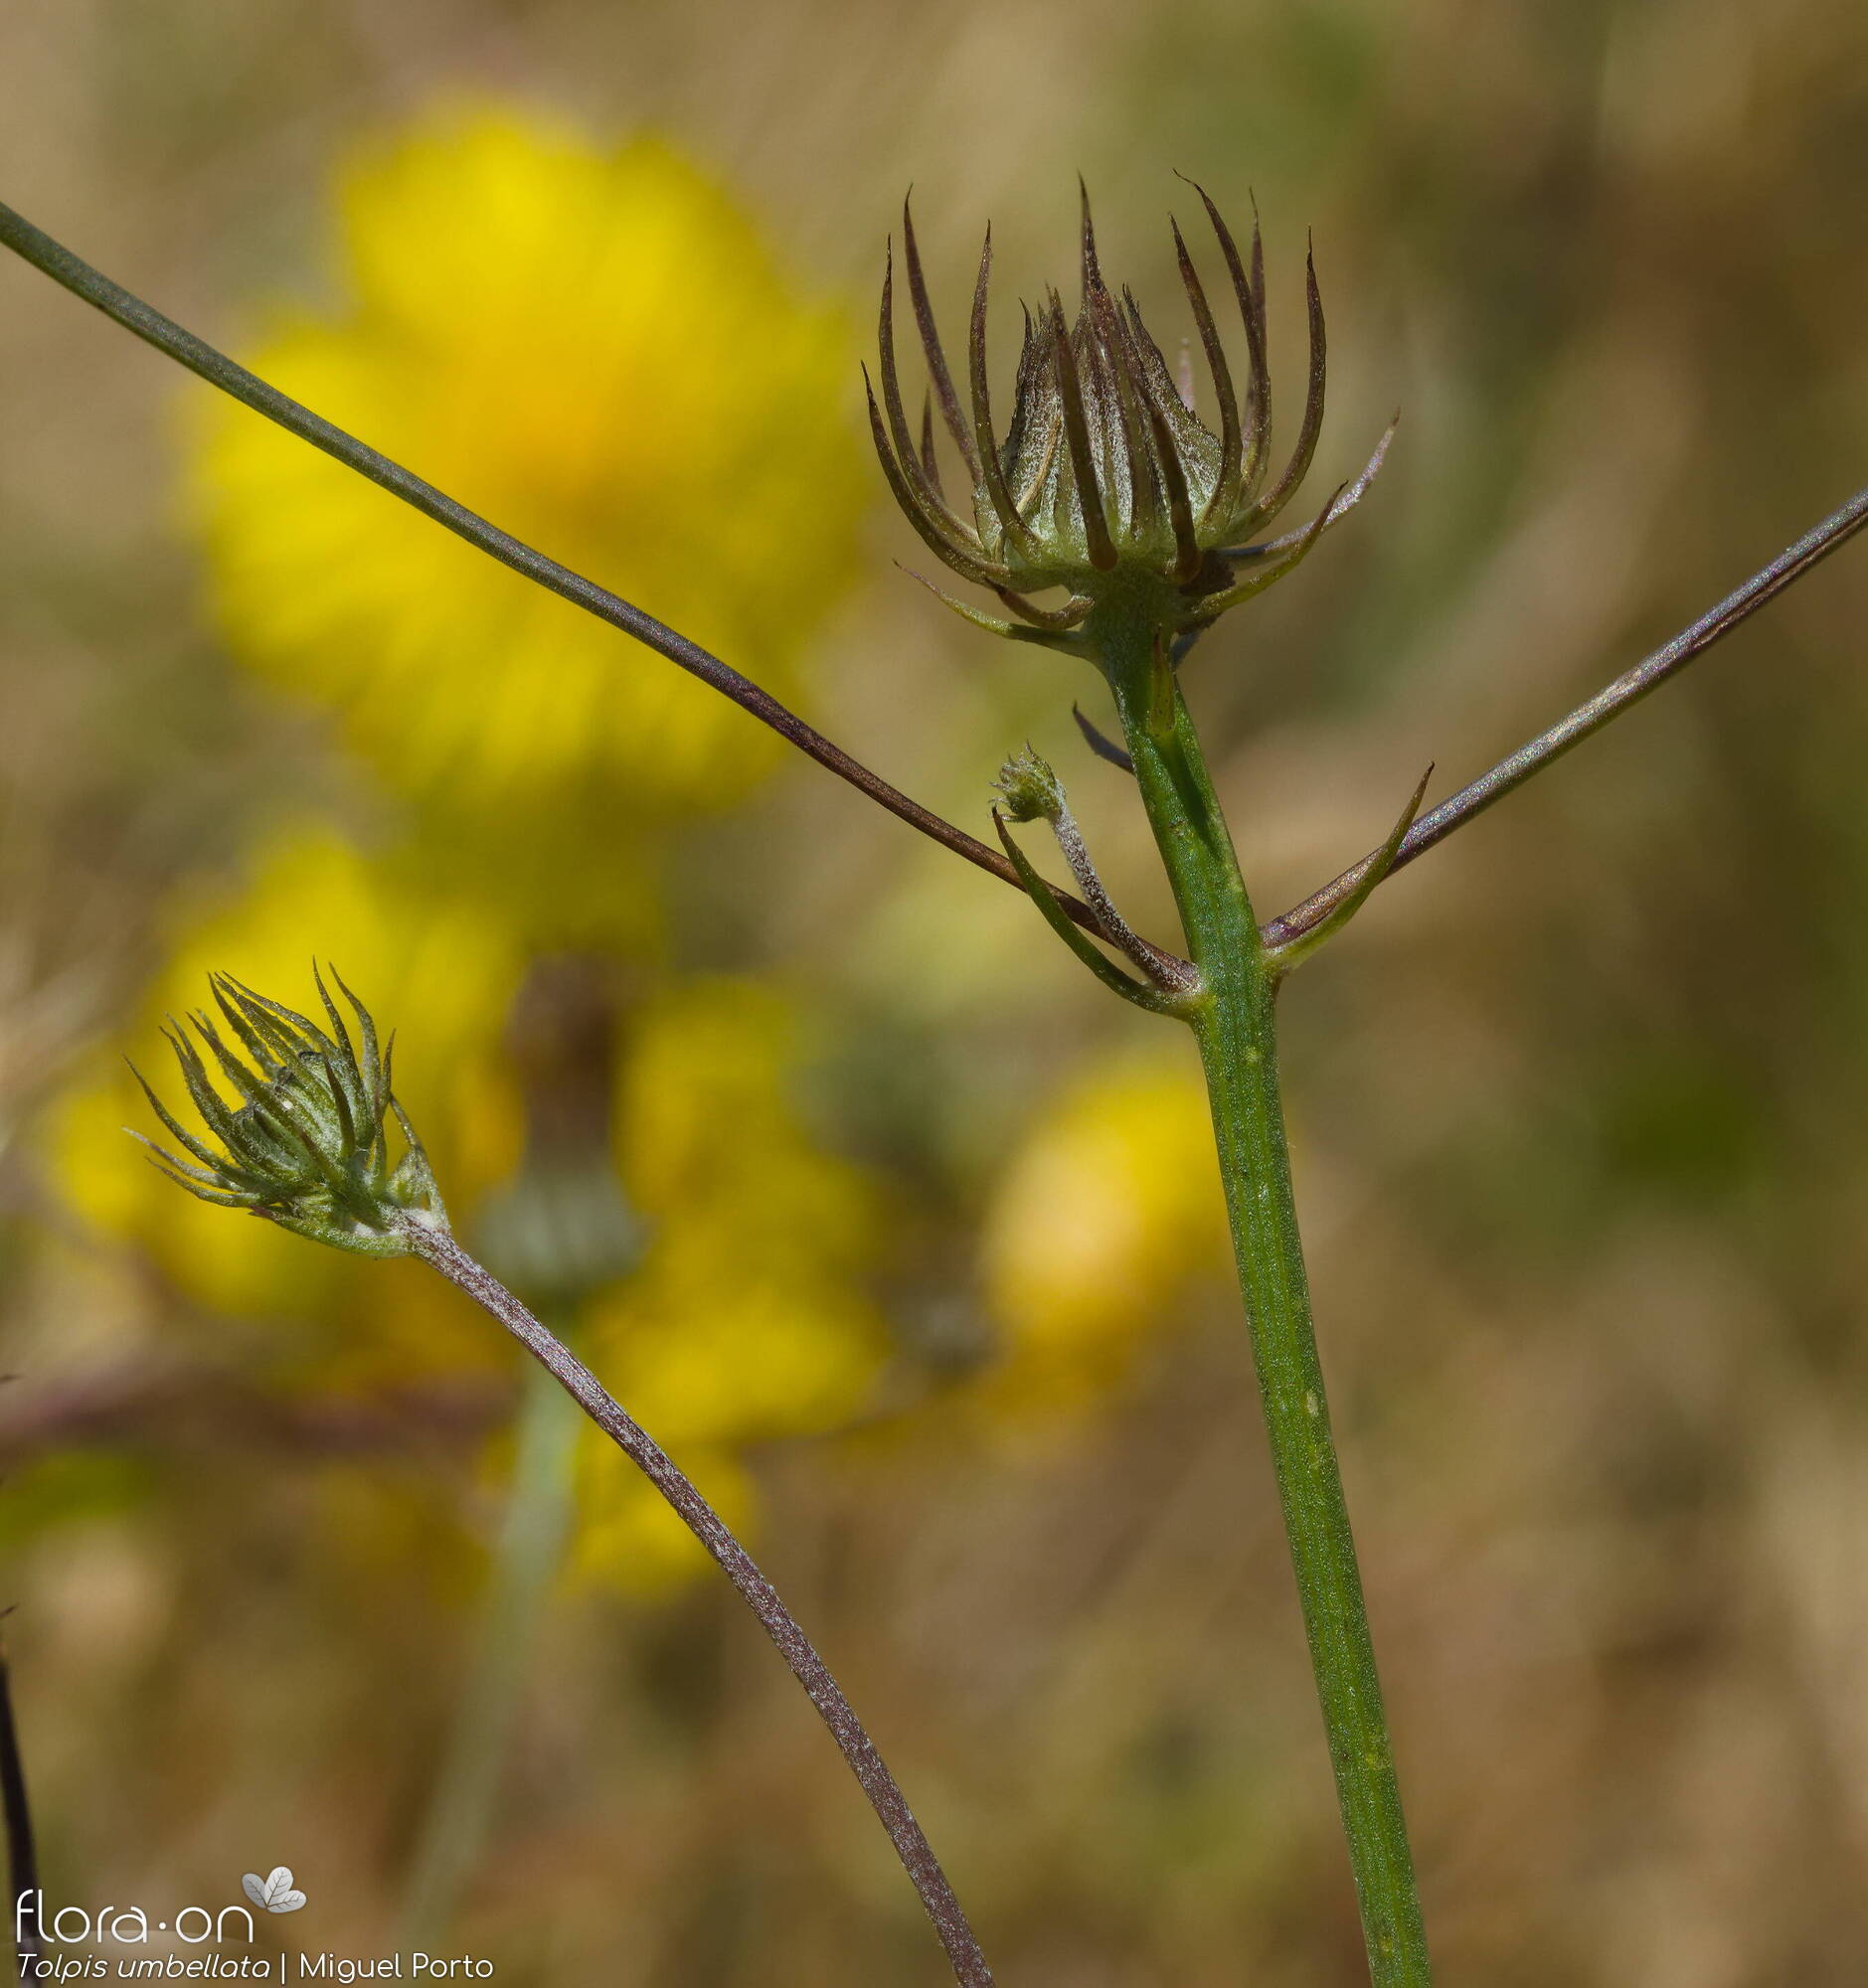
[
  {"left": 53, "top": 824, "right": 527, "bottom": 1327},
  {"left": 572, "top": 982, "right": 886, "bottom": 1591},
  {"left": 612, "top": 978, "right": 875, "bottom": 1279},
  {"left": 190, "top": 105, "right": 867, "bottom": 834},
  {"left": 979, "top": 1055, "right": 1230, "bottom": 1416}
]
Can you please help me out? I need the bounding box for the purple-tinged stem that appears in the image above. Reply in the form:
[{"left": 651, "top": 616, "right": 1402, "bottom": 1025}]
[{"left": 402, "top": 1221, "right": 993, "bottom": 1988}]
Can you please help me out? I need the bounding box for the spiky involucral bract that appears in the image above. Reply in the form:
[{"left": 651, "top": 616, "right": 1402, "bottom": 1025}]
[
  {"left": 867, "top": 184, "right": 1395, "bottom": 642},
  {"left": 131, "top": 969, "right": 446, "bottom": 1256}
]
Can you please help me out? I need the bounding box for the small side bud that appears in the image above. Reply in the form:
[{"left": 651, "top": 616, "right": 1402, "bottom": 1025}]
[
  {"left": 991, "top": 746, "right": 1066, "bottom": 825},
  {"left": 129, "top": 968, "right": 447, "bottom": 1257},
  {"left": 990, "top": 749, "right": 1200, "bottom": 1001}
]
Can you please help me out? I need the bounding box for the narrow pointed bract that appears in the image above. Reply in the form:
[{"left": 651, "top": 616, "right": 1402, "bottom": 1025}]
[
  {"left": 1171, "top": 217, "right": 1242, "bottom": 525},
  {"left": 130, "top": 971, "right": 446, "bottom": 1256},
  {"left": 864, "top": 369, "right": 1010, "bottom": 589},
  {"left": 969, "top": 230, "right": 1044, "bottom": 562},
  {"left": 879, "top": 249, "right": 991, "bottom": 559},
  {"left": 868, "top": 182, "right": 1388, "bottom": 642},
  {"left": 901, "top": 196, "right": 982, "bottom": 485},
  {"left": 1265, "top": 765, "right": 1435, "bottom": 976},
  {"left": 1071, "top": 701, "right": 1135, "bottom": 773},
  {"left": 1190, "top": 480, "right": 1345, "bottom": 626},
  {"left": 1047, "top": 291, "right": 1119, "bottom": 570},
  {"left": 1235, "top": 246, "right": 1328, "bottom": 538},
  {"left": 1221, "top": 415, "right": 1397, "bottom": 561}
]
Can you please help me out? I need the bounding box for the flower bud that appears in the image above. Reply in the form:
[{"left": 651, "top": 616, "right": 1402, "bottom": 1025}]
[
  {"left": 869, "top": 184, "right": 1392, "bottom": 641},
  {"left": 130, "top": 970, "right": 445, "bottom": 1256},
  {"left": 992, "top": 746, "right": 1066, "bottom": 825}
]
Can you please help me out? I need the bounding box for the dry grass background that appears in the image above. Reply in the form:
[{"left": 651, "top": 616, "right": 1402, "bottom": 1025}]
[{"left": 4, "top": 1, "right": 1868, "bottom": 1982}]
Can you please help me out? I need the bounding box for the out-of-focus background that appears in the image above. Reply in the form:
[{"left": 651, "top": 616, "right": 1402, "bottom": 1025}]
[{"left": 3, "top": 2, "right": 1867, "bottom": 1982}]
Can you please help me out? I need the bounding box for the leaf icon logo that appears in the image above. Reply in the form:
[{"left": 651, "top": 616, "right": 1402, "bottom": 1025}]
[{"left": 242, "top": 1867, "right": 307, "bottom": 1913}]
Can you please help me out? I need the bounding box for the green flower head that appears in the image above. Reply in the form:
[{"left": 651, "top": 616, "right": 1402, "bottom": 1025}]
[
  {"left": 131, "top": 969, "right": 445, "bottom": 1256},
  {"left": 991, "top": 745, "right": 1066, "bottom": 825},
  {"left": 867, "top": 182, "right": 1393, "bottom": 643}
]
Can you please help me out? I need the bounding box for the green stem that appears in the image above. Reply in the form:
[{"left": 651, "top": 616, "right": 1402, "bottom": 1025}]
[{"left": 1095, "top": 591, "right": 1432, "bottom": 1986}]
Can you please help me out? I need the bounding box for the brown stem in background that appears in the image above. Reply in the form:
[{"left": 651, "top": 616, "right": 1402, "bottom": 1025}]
[
  {"left": 0, "top": 1358, "right": 502, "bottom": 1467},
  {"left": 403, "top": 1221, "right": 994, "bottom": 1988}
]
